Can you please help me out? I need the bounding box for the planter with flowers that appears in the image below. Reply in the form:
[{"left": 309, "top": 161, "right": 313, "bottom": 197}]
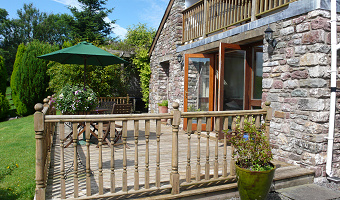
[
  {"left": 55, "top": 84, "right": 98, "bottom": 114},
  {"left": 225, "top": 116, "right": 275, "bottom": 200}
]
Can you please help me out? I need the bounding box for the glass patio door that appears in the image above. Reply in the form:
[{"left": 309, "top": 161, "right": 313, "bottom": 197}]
[{"left": 184, "top": 54, "right": 214, "bottom": 130}]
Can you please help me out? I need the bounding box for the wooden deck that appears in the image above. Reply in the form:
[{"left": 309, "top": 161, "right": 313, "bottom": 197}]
[{"left": 46, "top": 120, "right": 231, "bottom": 199}]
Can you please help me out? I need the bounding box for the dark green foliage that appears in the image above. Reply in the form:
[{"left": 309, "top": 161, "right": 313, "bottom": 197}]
[
  {"left": 0, "top": 56, "right": 7, "bottom": 95},
  {"left": 0, "top": 4, "right": 74, "bottom": 79},
  {"left": 108, "top": 23, "right": 155, "bottom": 106},
  {"left": 14, "top": 40, "right": 58, "bottom": 115},
  {"left": 10, "top": 43, "right": 26, "bottom": 114},
  {"left": 69, "top": 0, "right": 114, "bottom": 44},
  {"left": 0, "top": 93, "right": 10, "bottom": 120}
]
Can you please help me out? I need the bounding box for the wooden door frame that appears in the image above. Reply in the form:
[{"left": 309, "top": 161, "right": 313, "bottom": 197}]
[
  {"left": 218, "top": 42, "right": 263, "bottom": 111},
  {"left": 184, "top": 53, "right": 215, "bottom": 130}
]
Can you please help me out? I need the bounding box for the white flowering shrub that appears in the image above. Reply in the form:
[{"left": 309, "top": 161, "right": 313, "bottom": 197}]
[{"left": 55, "top": 84, "right": 97, "bottom": 114}]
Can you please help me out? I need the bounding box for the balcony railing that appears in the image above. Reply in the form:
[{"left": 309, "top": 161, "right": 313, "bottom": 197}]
[
  {"left": 34, "top": 97, "right": 272, "bottom": 199},
  {"left": 182, "top": 0, "right": 296, "bottom": 42}
]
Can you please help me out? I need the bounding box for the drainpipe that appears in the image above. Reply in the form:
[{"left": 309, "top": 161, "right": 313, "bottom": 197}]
[{"left": 326, "top": 0, "right": 340, "bottom": 181}]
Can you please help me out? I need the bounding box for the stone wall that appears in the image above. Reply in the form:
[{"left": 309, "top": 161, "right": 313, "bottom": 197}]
[
  {"left": 149, "top": 0, "right": 185, "bottom": 113},
  {"left": 263, "top": 9, "right": 340, "bottom": 181}
]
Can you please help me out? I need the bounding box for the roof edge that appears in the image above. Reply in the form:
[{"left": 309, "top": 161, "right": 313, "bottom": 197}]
[{"left": 148, "top": 0, "right": 175, "bottom": 56}]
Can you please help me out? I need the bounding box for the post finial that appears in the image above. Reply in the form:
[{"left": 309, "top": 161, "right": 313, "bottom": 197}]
[
  {"left": 172, "top": 102, "right": 179, "bottom": 110},
  {"left": 43, "top": 98, "right": 49, "bottom": 104},
  {"left": 265, "top": 101, "right": 271, "bottom": 106},
  {"left": 35, "top": 103, "right": 44, "bottom": 112}
]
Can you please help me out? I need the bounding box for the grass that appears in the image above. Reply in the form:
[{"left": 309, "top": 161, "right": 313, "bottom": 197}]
[{"left": 0, "top": 115, "right": 35, "bottom": 200}]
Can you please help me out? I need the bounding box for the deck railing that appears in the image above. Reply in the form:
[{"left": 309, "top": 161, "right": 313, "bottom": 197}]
[
  {"left": 182, "top": 0, "right": 296, "bottom": 42},
  {"left": 34, "top": 98, "right": 272, "bottom": 199},
  {"left": 34, "top": 97, "right": 56, "bottom": 200}
]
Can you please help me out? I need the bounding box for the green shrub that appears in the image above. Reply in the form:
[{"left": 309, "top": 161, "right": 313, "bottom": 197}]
[
  {"left": 0, "top": 56, "right": 7, "bottom": 96},
  {"left": 12, "top": 40, "right": 58, "bottom": 116},
  {"left": 0, "top": 93, "right": 10, "bottom": 120},
  {"left": 10, "top": 44, "right": 26, "bottom": 114}
]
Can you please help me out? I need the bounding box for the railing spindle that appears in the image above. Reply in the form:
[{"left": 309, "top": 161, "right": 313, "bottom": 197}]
[
  {"left": 214, "top": 117, "right": 220, "bottom": 179},
  {"left": 186, "top": 118, "right": 192, "bottom": 183},
  {"left": 145, "top": 120, "right": 150, "bottom": 189},
  {"left": 196, "top": 118, "right": 202, "bottom": 181},
  {"left": 72, "top": 123, "right": 78, "bottom": 198},
  {"left": 134, "top": 120, "right": 140, "bottom": 191},
  {"left": 110, "top": 122, "right": 116, "bottom": 193},
  {"left": 171, "top": 103, "right": 180, "bottom": 194},
  {"left": 122, "top": 120, "right": 128, "bottom": 192},
  {"left": 205, "top": 117, "right": 211, "bottom": 180},
  {"left": 59, "top": 123, "right": 66, "bottom": 199},
  {"left": 85, "top": 123, "right": 91, "bottom": 196},
  {"left": 230, "top": 117, "right": 236, "bottom": 176},
  {"left": 98, "top": 122, "right": 104, "bottom": 195},
  {"left": 156, "top": 119, "right": 161, "bottom": 188},
  {"left": 223, "top": 117, "right": 228, "bottom": 177}
]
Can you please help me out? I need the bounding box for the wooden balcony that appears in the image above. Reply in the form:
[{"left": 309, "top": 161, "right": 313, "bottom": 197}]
[
  {"left": 34, "top": 97, "right": 314, "bottom": 199},
  {"left": 182, "top": 0, "right": 296, "bottom": 42}
]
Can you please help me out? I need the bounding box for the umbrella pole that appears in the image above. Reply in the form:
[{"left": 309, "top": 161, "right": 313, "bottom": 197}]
[{"left": 84, "top": 57, "right": 87, "bottom": 89}]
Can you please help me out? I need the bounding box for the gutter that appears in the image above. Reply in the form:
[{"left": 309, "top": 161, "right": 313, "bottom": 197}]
[{"left": 326, "top": 0, "right": 340, "bottom": 183}]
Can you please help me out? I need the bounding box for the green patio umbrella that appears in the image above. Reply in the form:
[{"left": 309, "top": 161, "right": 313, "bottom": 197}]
[{"left": 37, "top": 41, "right": 127, "bottom": 88}]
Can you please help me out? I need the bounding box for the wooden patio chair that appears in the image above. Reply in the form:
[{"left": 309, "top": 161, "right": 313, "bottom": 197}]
[{"left": 94, "top": 103, "right": 125, "bottom": 148}]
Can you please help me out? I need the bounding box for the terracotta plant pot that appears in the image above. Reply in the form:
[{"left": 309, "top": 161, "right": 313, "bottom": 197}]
[
  {"left": 236, "top": 163, "right": 276, "bottom": 200},
  {"left": 158, "top": 106, "right": 168, "bottom": 122}
]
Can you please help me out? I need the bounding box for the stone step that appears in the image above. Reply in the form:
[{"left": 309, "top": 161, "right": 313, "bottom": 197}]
[{"left": 133, "top": 161, "right": 315, "bottom": 200}]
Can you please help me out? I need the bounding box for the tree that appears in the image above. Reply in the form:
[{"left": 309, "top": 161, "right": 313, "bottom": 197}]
[
  {"left": 0, "top": 56, "right": 7, "bottom": 95},
  {"left": 69, "top": 0, "right": 115, "bottom": 44},
  {"left": 13, "top": 40, "right": 57, "bottom": 115},
  {"left": 10, "top": 43, "right": 26, "bottom": 112},
  {"left": 122, "top": 23, "right": 155, "bottom": 106},
  {"left": 0, "top": 5, "right": 73, "bottom": 78},
  {"left": 34, "top": 13, "right": 73, "bottom": 46}
]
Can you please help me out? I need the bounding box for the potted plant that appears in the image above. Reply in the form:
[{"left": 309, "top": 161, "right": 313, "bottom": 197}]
[
  {"left": 158, "top": 100, "right": 168, "bottom": 122},
  {"left": 225, "top": 116, "right": 275, "bottom": 200},
  {"left": 55, "top": 84, "right": 98, "bottom": 115}
]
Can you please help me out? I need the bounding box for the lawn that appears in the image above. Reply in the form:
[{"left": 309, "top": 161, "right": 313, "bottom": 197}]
[{"left": 0, "top": 115, "right": 35, "bottom": 200}]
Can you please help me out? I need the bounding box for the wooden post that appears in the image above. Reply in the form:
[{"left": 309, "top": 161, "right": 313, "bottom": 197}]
[
  {"left": 34, "top": 103, "right": 45, "bottom": 200},
  {"left": 171, "top": 102, "right": 180, "bottom": 195},
  {"left": 134, "top": 120, "right": 140, "bottom": 190},
  {"left": 59, "top": 123, "right": 66, "bottom": 199},
  {"left": 251, "top": 0, "right": 257, "bottom": 21},
  {"left": 263, "top": 101, "right": 272, "bottom": 140},
  {"left": 110, "top": 122, "right": 116, "bottom": 193},
  {"left": 203, "top": 0, "right": 208, "bottom": 38}
]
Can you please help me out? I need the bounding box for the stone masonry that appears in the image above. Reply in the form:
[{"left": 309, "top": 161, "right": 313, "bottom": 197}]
[
  {"left": 149, "top": 0, "right": 185, "bottom": 113},
  {"left": 263, "top": 9, "right": 340, "bottom": 181}
]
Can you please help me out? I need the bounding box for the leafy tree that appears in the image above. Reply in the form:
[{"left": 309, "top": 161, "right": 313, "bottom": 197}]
[
  {"left": 0, "top": 5, "right": 73, "bottom": 78},
  {"left": 10, "top": 43, "right": 26, "bottom": 113},
  {"left": 122, "top": 23, "right": 155, "bottom": 106},
  {"left": 69, "top": 0, "right": 115, "bottom": 44},
  {"left": 13, "top": 40, "right": 57, "bottom": 115},
  {"left": 34, "top": 13, "right": 73, "bottom": 46},
  {"left": 0, "top": 56, "right": 7, "bottom": 95}
]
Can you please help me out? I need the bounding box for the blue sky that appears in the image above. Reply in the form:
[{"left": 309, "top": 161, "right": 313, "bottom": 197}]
[{"left": 2, "top": 0, "right": 168, "bottom": 39}]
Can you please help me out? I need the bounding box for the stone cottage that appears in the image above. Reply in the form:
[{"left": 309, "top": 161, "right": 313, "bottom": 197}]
[{"left": 149, "top": 0, "right": 340, "bottom": 182}]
